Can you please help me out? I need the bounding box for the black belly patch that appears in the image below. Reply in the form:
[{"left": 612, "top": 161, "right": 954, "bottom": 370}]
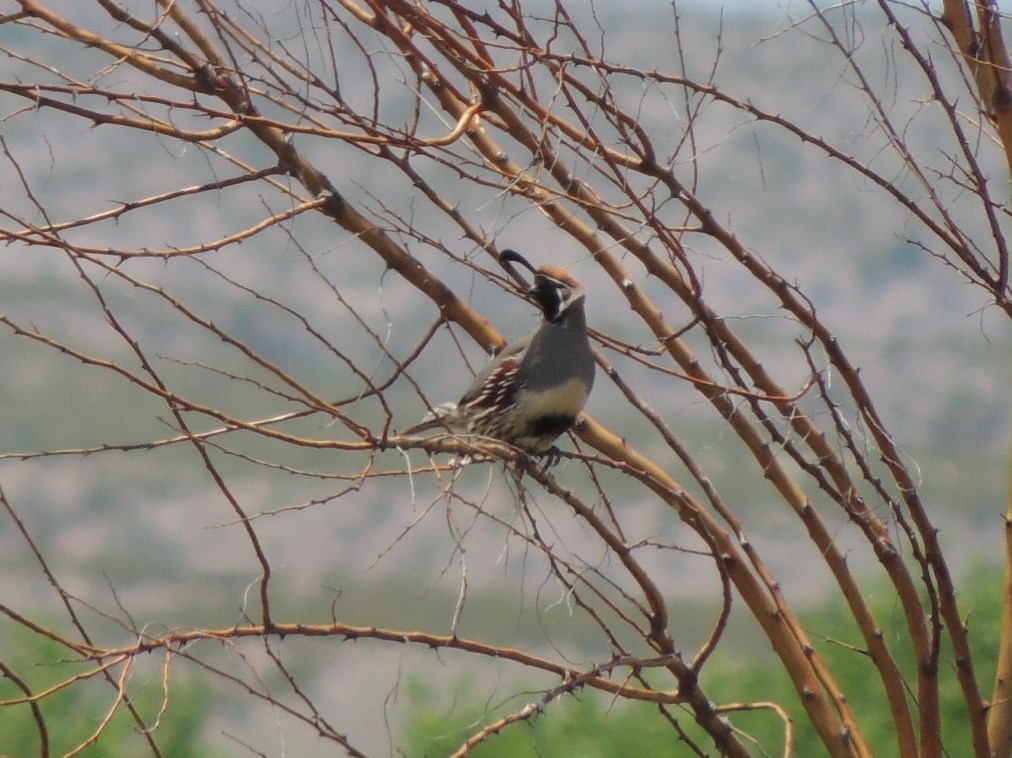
[{"left": 527, "top": 414, "right": 576, "bottom": 438}]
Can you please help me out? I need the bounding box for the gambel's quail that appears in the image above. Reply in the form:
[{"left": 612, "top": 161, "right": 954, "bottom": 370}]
[{"left": 404, "top": 249, "right": 595, "bottom": 455}]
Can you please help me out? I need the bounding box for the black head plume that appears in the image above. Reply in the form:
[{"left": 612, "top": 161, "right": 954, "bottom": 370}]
[
  {"left": 499, "top": 249, "right": 583, "bottom": 324},
  {"left": 500, "top": 249, "right": 538, "bottom": 280}
]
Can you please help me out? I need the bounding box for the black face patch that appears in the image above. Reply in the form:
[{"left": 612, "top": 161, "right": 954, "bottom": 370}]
[
  {"left": 526, "top": 413, "right": 576, "bottom": 438},
  {"left": 530, "top": 281, "right": 567, "bottom": 322}
]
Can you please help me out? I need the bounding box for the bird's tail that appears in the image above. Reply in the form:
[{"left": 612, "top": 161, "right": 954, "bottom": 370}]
[{"left": 399, "top": 402, "right": 459, "bottom": 436}]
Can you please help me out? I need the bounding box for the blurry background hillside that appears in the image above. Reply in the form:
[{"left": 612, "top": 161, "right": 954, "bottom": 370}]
[{"left": 1, "top": 1, "right": 1009, "bottom": 754}]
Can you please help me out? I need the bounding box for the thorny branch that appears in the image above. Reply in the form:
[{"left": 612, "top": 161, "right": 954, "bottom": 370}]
[{"left": 1, "top": 1, "right": 1010, "bottom": 756}]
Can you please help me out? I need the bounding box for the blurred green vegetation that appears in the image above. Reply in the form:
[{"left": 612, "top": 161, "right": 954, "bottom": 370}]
[
  {"left": 0, "top": 627, "right": 226, "bottom": 758},
  {"left": 0, "top": 564, "right": 1003, "bottom": 755},
  {"left": 400, "top": 565, "right": 1004, "bottom": 757}
]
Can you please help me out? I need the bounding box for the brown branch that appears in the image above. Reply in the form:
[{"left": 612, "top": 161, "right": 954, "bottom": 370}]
[
  {"left": 575, "top": 418, "right": 868, "bottom": 758},
  {"left": 975, "top": 0, "right": 1012, "bottom": 295},
  {"left": 715, "top": 700, "right": 796, "bottom": 758},
  {"left": 2, "top": 2, "right": 1003, "bottom": 755},
  {"left": 98, "top": 623, "right": 685, "bottom": 705},
  {"left": 990, "top": 444, "right": 1012, "bottom": 758},
  {"left": 16, "top": 0, "right": 195, "bottom": 88},
  {"left": 0, "top": 82, "right": 242, "bottom": 140},
  {"left": 0, "top": 660, "right": 49, "bottom": 757}
]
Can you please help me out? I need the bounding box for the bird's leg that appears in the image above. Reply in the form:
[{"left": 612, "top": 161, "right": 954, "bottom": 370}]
[{"left": 537, "top": 446, "right": 565, "bottom": 470}]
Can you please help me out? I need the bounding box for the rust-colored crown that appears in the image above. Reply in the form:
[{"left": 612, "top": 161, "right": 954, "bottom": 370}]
[{"left": 536, "top": 265, "right": 582, "bottom": 289}]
